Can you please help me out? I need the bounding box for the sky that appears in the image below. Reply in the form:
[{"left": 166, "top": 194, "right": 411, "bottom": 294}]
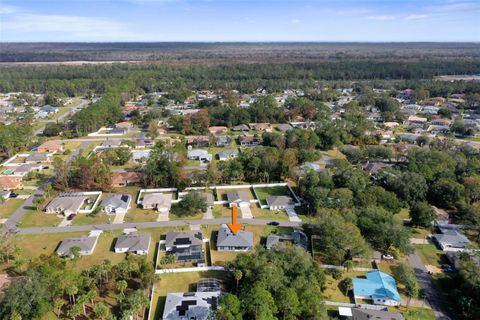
[{"left": 0, "top": 0, "right": 479, "bottom": 42}]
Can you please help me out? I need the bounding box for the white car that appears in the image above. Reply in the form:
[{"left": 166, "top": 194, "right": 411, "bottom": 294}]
[{"left": 382, "top": 253, "right": 394, "bottom": 260}]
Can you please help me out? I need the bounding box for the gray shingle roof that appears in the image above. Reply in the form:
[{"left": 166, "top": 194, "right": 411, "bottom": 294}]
[
  {"left": 115, "top": 233, "right": 151, "bottom": 253},
  {"left": 217, "top": 224, "right": 253, "bottom": 248},
  {"left": 165, "top": 231, "right": 203, "bottom": 248},
  {"left": 57, "top": 236, "right": 98, "bottom": 256}
]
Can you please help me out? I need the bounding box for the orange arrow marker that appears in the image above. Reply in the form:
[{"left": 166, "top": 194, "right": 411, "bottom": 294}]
[{"left": 228, "top": 206, "right": 242, "bottom": 235}]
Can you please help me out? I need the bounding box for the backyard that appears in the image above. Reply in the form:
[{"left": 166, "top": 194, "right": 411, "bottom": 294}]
[
  {"left": 0, "top": 198, "right": 24, "bottom": 220},
  {"left": 253, "top": 185, "right": 292, "bottom": 205}
]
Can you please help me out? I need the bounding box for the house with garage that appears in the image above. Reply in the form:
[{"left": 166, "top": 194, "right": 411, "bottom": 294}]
[
  {"left": 337, "top": 307, "right": 404, "bottom": 320},
  {"left": 112, "top": 171, "right": 143, "bottom": 187},
  {"left": 251, "top": 123, "right": 272, "bottom": 132},
  {"left": 165, "top": 231, "right": 204, "bottom": 262},
  {"left": 12, "top": 163, "right": 42, "bottom": 177},
  {"left": 232, "top": 124, "right": 249, "bottom": 132},
  {"left": 433, "top": 228, "right": 470, "bottom": 252},
  {"left": 56, "top": 231, "right": 101, "bottom": 258},
  {"left": 217, "top": 224, "right": 253, "bottom": 251},
  {"left": 142, "top": 193, "right": 172, "bottom": 213},
  {"left": 239, "top": 135, "right": 262, "bottom": 147},
  {"left": 265, "top": 195, "right": 295, "bottom": 210},
  {"left": 162, "top": 291, "right": 220, "bottom": 320},
  {"left": 45, "top": 194, "right": 88, "bottom": 216},
  {"left": 208, "top": 126, "right": 228, "bottom": 135},
  {"left": 0, "top": 176, "right": 23, "bottom": 190},
  {"left": 215, "top": 135, "right": 230, "bottom": 147},
  {"left": 217, "top": 150, "right": 239, "bottom": 161},
  {"left": 37, "top": 140, "right": 64, "bottom": 153},
  {"left": 101, "top": 139, "right": 122, "bottom": 149},
  {"left": 226, "top": 190, "right": 250, "bottom": 208},
  {"left": 187, "top": 149, "right": 212, "bottom": 162},
  {"left": 114, "top": 232, "right": 151, "bottom": 255},
  {"left": 101, "top": 194, "right": 131, "bottom": 215},
  {"left": 186, "top": 136, "right": 210, "bottom": 148},
  {"left": 131, "top": 149, "right": 151, "bottom": 163},
  {"left": 266, "top": 230, "right": 308, "bottom": 250},
  {"left": 352, "top": 271, "right": 400, "bottom": 306},
  {"left": 25, "top": 153, "right": 50, "bottom": 163}
]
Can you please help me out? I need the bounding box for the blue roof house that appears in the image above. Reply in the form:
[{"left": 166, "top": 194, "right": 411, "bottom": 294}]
[{"left": 353, "top": 271, "right": 401, "bottom": 306}]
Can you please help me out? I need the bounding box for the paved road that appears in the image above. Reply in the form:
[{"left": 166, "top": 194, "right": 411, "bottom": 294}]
[
  {"left": 408, "top": 252, "right": 451, "bottom": 320},
  {"left": 6, "top": 218, "right": 302, "bottom": 235},
  {"left": 2, "top": 188, "right": 46, "bottom": 234},
  {"left": 67, "top": 140, "right": 92, "bottom": 162}
]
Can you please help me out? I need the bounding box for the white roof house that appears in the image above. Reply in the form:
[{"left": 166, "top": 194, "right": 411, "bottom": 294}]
[
  {"left": 142, "top": 193, "right": 173, "bottom": 213},
  {"left": 187, "top": 149, "right": 212, "bottom": 162},
  {"left": 101, "top": 194, "right": 131, "bottom": 214}
]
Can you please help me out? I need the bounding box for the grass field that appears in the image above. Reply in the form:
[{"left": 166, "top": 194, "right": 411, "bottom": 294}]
[
  {"left": 415, "top": 244, "right": 445, "bottom": 268},
  {"left": 124, "top": 207, "right": 159, "bottom": 223},
  {"left": 0, "top": 199, "right": 24, "bottom": 220},
  {"left": 395, "top": 306, "right": 436, "bottom": 320},
  {"left": 150, "top": 270, "right": 231, "bottom": 320},
  {"left": 215, "top": 187, "right": 255, "bottom": 202},
  {"left": 253, "top": 185, "right": 291, "bottom": 205},
  {"left": 323, "top": 270, "right": 365, "bottom": 303},
  {"left": 250, "top": 205, "right": 289, "bottom": 220},
  {"left": 17, "top": 210, "right": 63, "bottom": 227},
  {"left": 71, "top": 212, "right": 110, "bottom": 226}
]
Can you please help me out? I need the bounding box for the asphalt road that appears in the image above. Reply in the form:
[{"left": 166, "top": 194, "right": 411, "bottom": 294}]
[
  {"left": 2, "top": 187, "right": 46, "bottom": 234},
  {"left": 408, "top": 252, "right": 451, "bottom": 320},
  {"left": 34, "top": 100, "right": 89, "bottom": 135},
  {"left": 6, "top": 218, "right": 302, "bottom": 235}
]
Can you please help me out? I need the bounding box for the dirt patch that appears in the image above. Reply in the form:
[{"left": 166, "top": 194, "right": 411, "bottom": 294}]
[{"left": 425, "top": 264, "right": 442, "bottom": 274}]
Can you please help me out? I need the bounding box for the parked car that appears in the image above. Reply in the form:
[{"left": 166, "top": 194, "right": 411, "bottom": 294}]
[
  {"left": 382, "top": 253, "right": 395, "bottom": 260},
  {"left": 9, "top": 192, "right": 18, "bottom": 198},
  {"left": 268, "top": 221, "right": 280, "bottom": 226},
  {"left": 66, "top": 214, "right": 76, "bottom": 221}
]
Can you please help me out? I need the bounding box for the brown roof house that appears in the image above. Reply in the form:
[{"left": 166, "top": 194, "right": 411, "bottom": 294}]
[
  {"left": 0, "top": 176, "right": 23, "bottom": 190},
  {"left": 252, "top": 123, "right": 272, "bottom": 132},
  {"left": 37, "top": 140, "right": 64, "bottom": 153},
  {"left": 208, "top": 126, "right": 228, "bottom": 135},
  {"left": 112, "top": 171, "right": 143, "bottom": 187}
]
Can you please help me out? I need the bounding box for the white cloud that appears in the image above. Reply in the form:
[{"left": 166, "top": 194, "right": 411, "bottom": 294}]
[
  {"left": 290, "top": 19, "right": 301, "bottom": 24},
  {"left": 1, "top": 13, "right": 147, "bottom": 41},
  {"left": 405, "top": 14, "right": 429, "bottom": 20},
  {"left": 427, "top": 1, "right": 480, "bottom": 13},
  {"left": 0, "top": 4, "right": 18, "bottom": 15},
  {"left": 366, "top": 15, "right": 395, "bottom": 21}
]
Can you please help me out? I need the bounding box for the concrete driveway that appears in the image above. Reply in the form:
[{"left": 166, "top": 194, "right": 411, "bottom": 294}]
[
  {"left": 240, "top": 206, "right": 253, "bottom": 219},
  {"left": 203, "top": 207, "right": 214, "bottom": 219}
]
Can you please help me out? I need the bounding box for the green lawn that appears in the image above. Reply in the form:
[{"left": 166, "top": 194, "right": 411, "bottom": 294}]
[
  {"left": 250, "top": 205, "right": 289, "bottom": 221},
  {"left": 253, "top": 186, "right": 291, "bottom": 205},
  {"left": 169, "top": 211, "right": 204, "bottom": 220},
  {"left": 0, "top": 199, "right": 24, "bottom": 220},
  {"left": 396, "top": 208, "right": 410, "bottom": 220},
  {"left": 323, "top": 270, "right": 365, "bottom": 303},
  {"left": 150, "top": 271, "right": 231, "bottom": 320},
  {"left": 17, "top": 210, "right": 63, "bottom": 227},
  {"left": 395, "top": 306, "right": 436, "bottom": 320},
  {"left": 124, "top": 207, "right": 159, "bottom": 223},
  {"left": 71, "top": 212, "right": 110, "bottom": 226},
  {"left": 415, "top": 244, "right": 445, "bottom": 268}
]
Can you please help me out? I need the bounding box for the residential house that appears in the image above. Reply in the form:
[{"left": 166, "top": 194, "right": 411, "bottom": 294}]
[
  {"left": 186, "top": 136, "right": 210, "bottom": 148},
  {"left": 13, "top": 163, "right": 42, "bottom": 176},
  {"left": 45, "top": 194, "right": 87, "bottom": 216},
  {"left": 40, "top": 105, "right": 59, "bottom": 114},
  {"left": 430, "top": 118, "right": 452, "bottom": 126},
  {"left": 338, "top": 307, "right": 404, "bottom": 320},
  {"left": 142, "top": 193, "right": 172, "bottom": 213},
  {"left": 162, "top": 291, "right": 220, "bottom": 320},
  {"left": 427, "top": 125, "right": 450, "bottom": 135},
  {"left": 217, "top": 150, "right": 239, "bottom": 161},
  {"left": 135, "top": 138, "right": 154, "bottom": 148},
  {"left": 352, "top": 271, "right": 401, "bottom": 306},
  {"left": 265, "top": 195, "right": 295, "bottom": 211},
  {"left": 252, "top": 123, "right": 272, "bottom": 132},
  {"left": 56, "top": 232, "right": 100, "bottom": 257},
  {"left": 101, "top": 194, "right": 131, "bottom": 215},
  {"left": 112, "top": 171, "right": 143, "bottom": 187},
  {"left": 216, "top": 224, "right": 254, "bottom": 251},
  {"left": 408, "top": 115, "right": 428, "bottom": 125},
  {"left": 215, "top": 135, "right": 230, "bottom": 147},
  {"left": 165, "top": 231, "right": 204, "bottom": 262},
  {"left": 422, "top": 105, "right": 440, "bottom": 115},
  {"left": 208, "top": 126, "right": 228, "bottom": 135},
  {"left": 239, "top": 135, "right": 262, "bottom": 147},
  {"left": 37, "top": 140, "right": 64, "bottom": 153},
  {"left": 25, "top": 153, "right": 50, "bottom": 163},
  {"left": 231, "top": 124, "right": 249, "bottom": 132},
  {"left": 433, "top": 228, "right": 470, "bottom": 252},
  {"left": 187, "top": 149, "right": 212, "bottom": 162},
  {"left": 266, "top": 230, "right": 308, "bottom": 250},
  {"left": 362, "top": 162, "right": 392, "bottom": 176},
  {"left": 114, "top": 233, "right": 151, "bottom": 255},
  {"left": 115, "top": 121, "right": 133, "bottom": 129},
  {"left": 131, "top": 149, "right": 151, "bottom": 162},
  {"left": 0, "top": 176, "right": 23, "bottom": 190},
  {"left": 277, "top": 123, "right": 292, "bottom": 132},
  {"left": 109, "top": 127, "right": 129, "bottom": 135},
  {"left": 226, "top": 190, "right": 250, "bottom": 208},
  {"left": 101, "top": 139, "right": 122, "bottom": 148},
  {"left": 383, "top": 122, "right": 400, "bottom": 129}
]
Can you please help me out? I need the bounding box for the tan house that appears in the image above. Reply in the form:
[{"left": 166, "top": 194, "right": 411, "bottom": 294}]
[
  {"left": 142, "top": 193, "right": 172, "bottom": 213},
  {"left": 112, "top": 172, "right": 143, "bottom": 187},
  {"left": 0, "top": 176, "right": 23, "bottom": 190},
  {"left": 37, "top": 140, "right": 64, "bottom": 153},
  {"left": 208, "top": 126, "right": 228, "bottom": 135}
]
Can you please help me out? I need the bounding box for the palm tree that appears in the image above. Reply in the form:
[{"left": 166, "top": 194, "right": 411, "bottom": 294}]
[
  {"left": 54, "top": 298, "right": 65, "bottom": 317},
  {"left": 94, "top": 302, "right": 111, "bottom": 320},
  {"left": 340, "top": 277, "right": 353, "bottom": 296},
  {"left": 66, "top": 304, "right": 82, "bottom": 320},
  {"left": 116, "top": 279, "right": 128, "bottom": 300},
  {"left": 234, "top": 270, "right": 243, "bottom": 293},
  {"left": 343, "top": 260, "right": 354, "bottom": 272},
  {"left": 66, "top": 285, "right": 78, "bottom": 305},
  {"left": 77, "top": 294, "right": 88, "bottom": 316},
  {"left": 86, "top": 289, "right": 98, "bottom": 306}
]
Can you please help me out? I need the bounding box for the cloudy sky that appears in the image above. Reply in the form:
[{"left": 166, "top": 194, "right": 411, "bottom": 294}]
[{"left": 0, "top": 0, "right": 479, "bottom": 42}]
